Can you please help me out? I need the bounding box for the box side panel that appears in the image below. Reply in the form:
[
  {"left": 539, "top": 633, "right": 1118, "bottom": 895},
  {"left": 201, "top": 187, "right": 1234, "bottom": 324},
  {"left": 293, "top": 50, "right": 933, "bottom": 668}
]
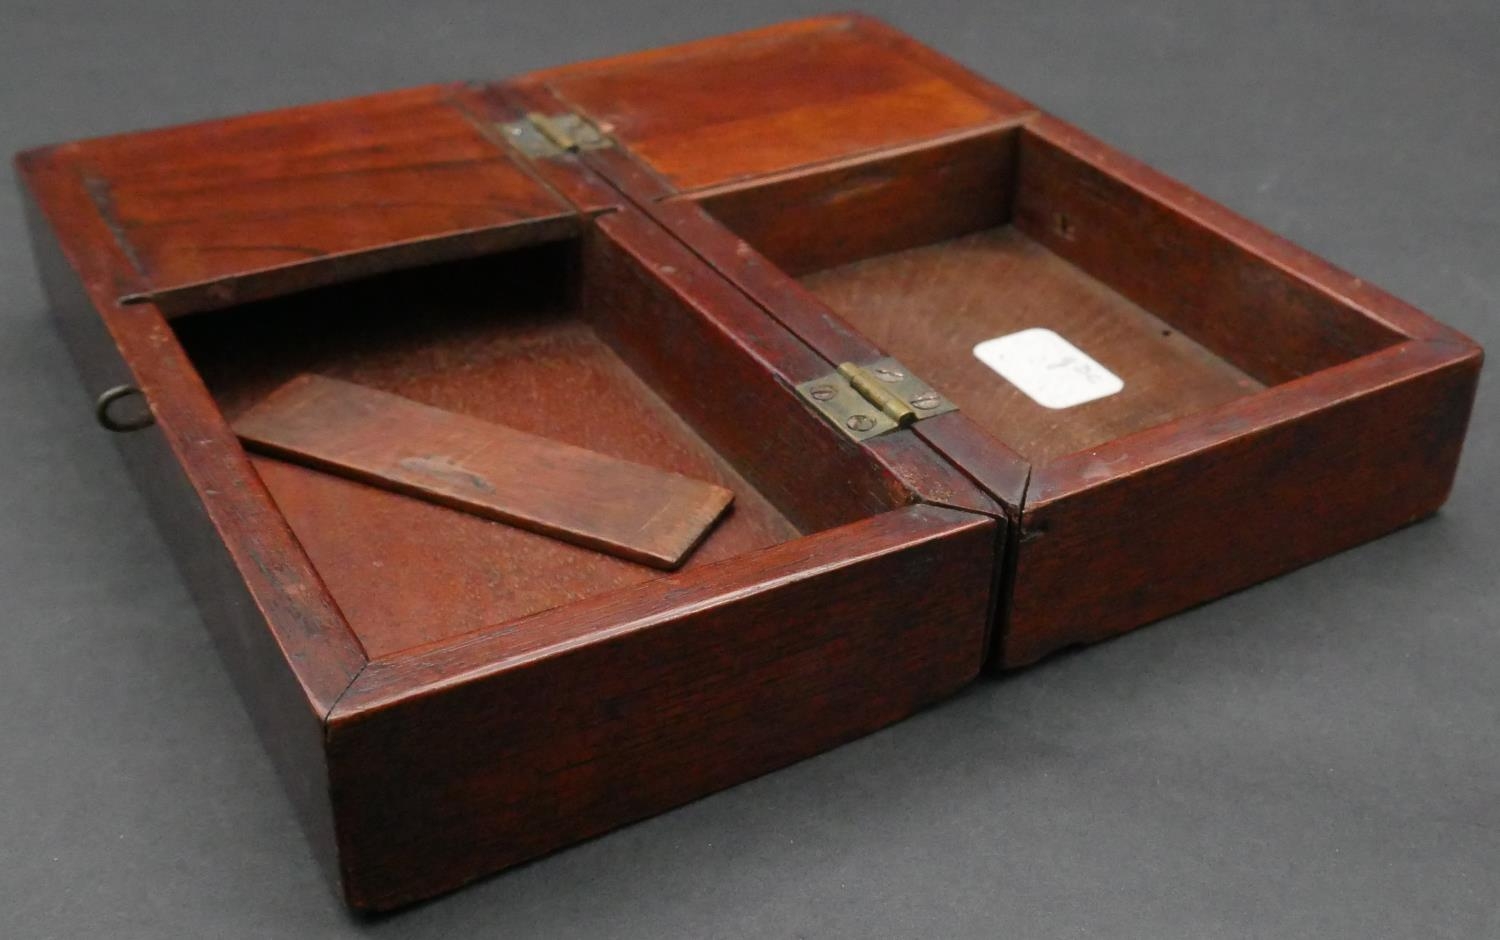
[
  {"left": 327, "top": 506, "right": 997, "bottom": 910},
  {"left": 19, "top": 171, "right": 365, "bottom": 895},
  {"left": 1014, "top": 117, "right": 1442, "bottom": 384},
  {"left": 582, "top": 210, "right": 916, "bottom": 529},
  {"left": 1003, "top": 340, "right": 1481, "bottom": 667}
]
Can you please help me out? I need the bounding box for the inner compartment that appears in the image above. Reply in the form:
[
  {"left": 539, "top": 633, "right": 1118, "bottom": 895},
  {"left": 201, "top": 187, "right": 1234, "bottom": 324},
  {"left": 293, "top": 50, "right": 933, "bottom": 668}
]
[
  {"left": 695, "top": 124, "right": 1404, "bottom": 464},
  {"left": 173, "top": 229, "right": 882, "bottom": 658}
]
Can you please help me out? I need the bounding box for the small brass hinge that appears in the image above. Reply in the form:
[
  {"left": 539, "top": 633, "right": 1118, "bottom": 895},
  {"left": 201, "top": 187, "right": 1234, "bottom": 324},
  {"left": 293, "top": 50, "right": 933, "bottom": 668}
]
[
  {"left": 500, "top": 111, "right": 612, "bottom": 158},
  {"left": 795, "top": 357, "right": 956, "bottom": 442}
]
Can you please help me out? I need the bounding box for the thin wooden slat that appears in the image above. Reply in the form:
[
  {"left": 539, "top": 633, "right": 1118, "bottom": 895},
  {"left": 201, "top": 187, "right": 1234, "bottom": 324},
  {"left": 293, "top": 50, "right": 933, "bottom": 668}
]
[{"left": 233, "top": 374, "right": 734, "bottom": 570}]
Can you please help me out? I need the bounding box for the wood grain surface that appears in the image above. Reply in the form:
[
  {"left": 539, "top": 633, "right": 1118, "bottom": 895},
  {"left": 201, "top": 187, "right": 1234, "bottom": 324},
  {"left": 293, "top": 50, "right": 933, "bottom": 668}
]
[
  {"left": 532, "top": 15, "right": 1029, "bottom": 191},
  {"left": 802, "top": 227, "right": 1264, "bottom": 464},
  {"left": 16, "top": 13, "right": 1483, "bottom": 913},
  {"left": 234, "top": 374, "right": 734, "bottom": 570},
  {"left": 67, "top": 84, "right": 576, "bottom": 316},
  {"left": 599, "top": 24, "right": 1483, "bottom": 670},
  {"left": 175, "top": 242, "right": 803, "bottom": 658},
  {"left": 328, "top": 504, "right": 998, "bottom": 910},
  {"left": 17, "top": 146, "right": 369, "bottom": 896}
]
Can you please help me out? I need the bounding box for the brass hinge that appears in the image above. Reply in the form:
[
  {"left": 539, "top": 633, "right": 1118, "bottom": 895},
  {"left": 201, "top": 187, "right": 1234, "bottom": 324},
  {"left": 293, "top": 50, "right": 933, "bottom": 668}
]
[
  {"left": 795, "top": 357, "right": 956, "bottom": 442},
  {"left": 500, "top": 111, "right": 612, "bottom": 158}
]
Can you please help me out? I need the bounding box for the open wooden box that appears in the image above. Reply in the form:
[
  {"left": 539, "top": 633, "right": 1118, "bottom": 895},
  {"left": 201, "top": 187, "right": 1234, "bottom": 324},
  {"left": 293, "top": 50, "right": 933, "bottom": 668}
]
[
  {"left": 512, "top": 14, "right": 1482, "bottom": 665},
  {"left": 17, "top": 15, "right": 1479, "bottom": 910}
]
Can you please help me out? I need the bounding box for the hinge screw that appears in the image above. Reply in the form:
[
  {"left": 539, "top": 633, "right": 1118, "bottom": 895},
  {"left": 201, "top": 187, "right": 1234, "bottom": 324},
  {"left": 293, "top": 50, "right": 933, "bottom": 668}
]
[
  {"left": 873, "top": 367, "right": 905, "bottom": 382},
  {"left": 910, "top": 391, "right": 943, "bottom": 410},
  {"left": 809, "top": 384, "right": 838, "bottom": 401},
  {"left": 846, "top": 414, "right": 876, "bottom": 432}
]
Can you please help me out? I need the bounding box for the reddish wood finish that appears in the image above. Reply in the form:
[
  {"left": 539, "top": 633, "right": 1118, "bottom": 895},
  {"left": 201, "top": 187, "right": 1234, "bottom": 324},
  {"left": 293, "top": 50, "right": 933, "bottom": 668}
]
[
  {"left": 18, "top": 145, "right": 367, "bottom": 895},
  {"left": 1012, "top": 117, "right": 1406, "bottom": 384},
  {"left": 694, "top": 126, "right": 1020, "bottom": 278},
  {"left": 234, "top": 374, "right": 734, "bottom": 570},
  {"left": 525, "top": 15, "right": 1032, "bottom": 192},
  {"left": 1010, "top": 339, "right": 1480, "bottom": 663},
  {"left": 801, "top": 226, "right": 1265, "bottom": 464},
  {"left": 16, "top": 21, "right": 1012, "bottom": 910},
  {"left": 66, "top": 84, "right": 577, "bottom": 315},
  {"left": 544, "top": 18, "right": 1482, "bottom": 669},
  {"left": 486, "top": 78, "right": 1011, "bottom": 524},
  {"left": 16, "top": 14, "right": 1480, "bottom": 912},
  {"left": 175, "top": 239, "right": 804, "bottom": 658},
  {"left": 328, "top": 504, "right": 996, "bottom": 909}
]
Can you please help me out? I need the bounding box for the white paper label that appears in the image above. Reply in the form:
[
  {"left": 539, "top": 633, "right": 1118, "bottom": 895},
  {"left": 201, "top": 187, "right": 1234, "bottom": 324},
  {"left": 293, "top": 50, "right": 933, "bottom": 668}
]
[{"left": 972, "top": 328, "right": 1123, "bottom": 409}]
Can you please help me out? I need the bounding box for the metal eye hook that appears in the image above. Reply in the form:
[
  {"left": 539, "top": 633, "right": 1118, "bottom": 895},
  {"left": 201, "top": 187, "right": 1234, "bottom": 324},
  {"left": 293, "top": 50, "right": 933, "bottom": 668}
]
[{"left": 95, "top": 384, "right": 155, "bottom": 433}]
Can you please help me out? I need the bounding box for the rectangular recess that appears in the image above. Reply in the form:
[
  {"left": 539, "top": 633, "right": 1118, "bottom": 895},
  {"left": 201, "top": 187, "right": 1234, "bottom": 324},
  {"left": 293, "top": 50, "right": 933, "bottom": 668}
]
[
  {"left": 694, "top": 123, "right": 1406, "bottom": 465},
  {"left": 170, "top": 232, "right": 876, "bottom": 658}
]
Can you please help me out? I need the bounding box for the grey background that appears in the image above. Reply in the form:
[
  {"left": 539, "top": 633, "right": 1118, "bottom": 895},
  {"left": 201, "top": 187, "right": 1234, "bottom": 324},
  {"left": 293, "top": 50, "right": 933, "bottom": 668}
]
[{"left": 2, "top": 1, "right": 1496, "bottom": 936}]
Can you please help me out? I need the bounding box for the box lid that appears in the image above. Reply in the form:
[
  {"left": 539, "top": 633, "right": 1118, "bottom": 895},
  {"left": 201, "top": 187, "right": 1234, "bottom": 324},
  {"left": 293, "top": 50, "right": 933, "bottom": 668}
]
[
  {"left": 518, "top": 14, "right": 1033, "bottom": 193},
  {"left": 27, "top": 84, "right": 581, "bottom": 316}
]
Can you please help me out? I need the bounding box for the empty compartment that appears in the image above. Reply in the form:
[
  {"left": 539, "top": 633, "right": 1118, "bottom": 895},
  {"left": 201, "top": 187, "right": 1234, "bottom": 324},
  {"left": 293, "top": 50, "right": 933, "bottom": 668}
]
[
  {"left": 695, "top": 125, "right": 1406, "bottom": 464},
  {"left": 173, "top": 226, "right": 891, "bottom": 658}
]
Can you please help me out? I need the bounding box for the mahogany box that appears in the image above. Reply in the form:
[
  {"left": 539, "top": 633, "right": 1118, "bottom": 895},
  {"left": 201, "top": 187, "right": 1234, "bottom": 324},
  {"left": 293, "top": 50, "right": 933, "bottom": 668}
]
[{"left": 16, "top": 15, "right": 1480, "bottom": 910}]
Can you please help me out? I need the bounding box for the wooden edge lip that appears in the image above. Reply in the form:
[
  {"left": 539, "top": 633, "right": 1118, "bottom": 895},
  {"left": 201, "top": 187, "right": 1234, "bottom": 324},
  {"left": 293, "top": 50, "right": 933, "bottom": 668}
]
[
  {"left": 119, "top": 212, "right": 583, "bottom": 318},
  {"left": 861, "top": 428, "right": 1007, "bottom": 519},
  {"left": 13, "top": 143, "right": 64, "bottom": 177},
  {"left": 566, "top": 141, "right": 1023, "bottom": 518},
  {"left": 586, "top": 200, "right": 855, "bottom": 384},
  {"left": 124, "top": 319, "right": 374, "bottom": 716},
  {"left": 587, "top": 176, "right": 963, "bottom": 518},
  {"left": 327, "top": 503, "right": 996, "bottom": 721},
  {"left": 1022, "top": 113, "right": 1476, "bottom": 348},
  {"left": 660, "top": 118, "right": 1032, "bottom": 205},
  {"left": 589, "top": 188, "right": 1008, "bottom": 516},
  {"left": 912, "top": 411, "right": 1032, "bottom": 512},
  {"left": 629, "top": 197, "right": 887, "bottom": 362},
  {"left": 1028, "top": 337, "right": 1481, "bottom": 507}
]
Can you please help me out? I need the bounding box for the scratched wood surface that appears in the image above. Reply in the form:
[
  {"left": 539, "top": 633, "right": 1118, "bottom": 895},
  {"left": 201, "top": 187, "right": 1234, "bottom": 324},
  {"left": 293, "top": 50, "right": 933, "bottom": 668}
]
[
  {"left": 18, "top": 135, "right": 370, "bottom": 895},
  {"left": 327, "top": 504, "right": 998, "bottom": 910},
  {"left": 619, "top": 31, "right": 1482, "bottom": 670},
  {"left": 174, "top": 242, "right": 804, "bottom": 658},
  {"left": 67, "top": 83, "right": 575, "bottom": 315},
  {"left": 234, "top": 374, "right": 735, "bottom": 570},
  {"left": 531, "top": 15, "right": 1030, "bottom": 192},
  {"left": 802, "top": 227, "right": 1264, "bottom": 464},
  {"left": 1013, "top": 117, "right": 1406, "bottom": 385},
  {"left": 17, "top": 13, "right": 1484, "bottom": 912}
]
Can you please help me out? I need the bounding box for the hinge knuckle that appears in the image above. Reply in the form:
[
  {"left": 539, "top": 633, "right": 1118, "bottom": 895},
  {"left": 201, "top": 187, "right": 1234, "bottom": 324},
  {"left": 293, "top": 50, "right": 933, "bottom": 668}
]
[{"left": 500, "top": 111, "right": 612, "bottom": 159}]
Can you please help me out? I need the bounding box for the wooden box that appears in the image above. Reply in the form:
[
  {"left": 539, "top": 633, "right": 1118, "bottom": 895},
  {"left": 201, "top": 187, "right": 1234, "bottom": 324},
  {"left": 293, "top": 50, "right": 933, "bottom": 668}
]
[{"left": 16, "top": 15, "right": 1480, "bottom": 910}]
